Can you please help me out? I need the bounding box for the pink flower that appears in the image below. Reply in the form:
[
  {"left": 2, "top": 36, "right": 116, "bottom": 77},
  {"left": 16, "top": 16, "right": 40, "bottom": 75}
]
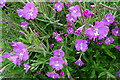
[
  {"left": 53, "top": 49, "right": 64, "bottom": 57},
  {"left": 51, "top": 0, "right": 54, "bottom": 4},
  {"left": 69, "top": 5, "right": 81, "bottom": 18},
  {"left": 0, "top": 0, "right": 6, "bottom": 8},
  {"left": 65, "top": 61, "right": 68, "bottom": 66},
  {"left": 50, "top": 44, "right": 54, "bottom": 49},
  {"left": 75, "top": 39, "right": 88, "bottom": 52},
  {"left": 66, "top": 14, "right": 77, "bottom": 27},
  {"left": 112, "top": 26, "right": 120, "bottom": 36},
  {"left": 46, "top": 72, "right": 60, "bottom": 79},
  {"left": 49, "top": 56, "right": 64, "bottom": 71},
  {"left": 36, "top": 32, "right": 39, "bottom": 36},
  {"left": 17, "top": 9, "right": 24, "bottom": 17},
  {"left": 37, "top": 71, "right": 41, "bottom": 75},
  {"left": 112, "top": 21, "right": 118, "bottom": 25},
  {"left": 116, "top": 46, "right": 120, "bottom": 51},
  {"left": 105, "top": 36, "right": 114, "bottom": 45},
  {"left": 64, "top": 34, "right": 68, "bottom": 37},
  {"left": 65, "top": 3, "right": 70, "bottom": 8},
  {"left": 75, "top": 27, "right": 82, "bottom": 36},
  {"left": 54, "top": 1, "right": 64, "bottom": 12},
  {"left": 75, "top": 59, "right": 84, "bottom": 66},
  {"left": 53, "top": 31, "right": 59, "bottom": 37},
  {"left": 60, "top": 71, "right": 64, "bottom": 77},
  {"left": 97, "top": 41, "right": 103, "bottom": 45},
  {"left": 17, "top": 2, "right": 38, "bottom": 20},
  {"left": 24, "top": 63, "right": 30, "bottom": 73},
  {"left": 0, "top": 66, "right": 5, "bottom": 73},
  {"left": 21, "top": 21, "right": 29, "bottom": 30},
  {"left": 83, "top": 9, "right": 92, "bottom": 18},
  {"left": 23, "top": 2, "right": 38, "bottom": 20},
  {"left": 70, "top": 0, "right": 74, "bottom": 4},
  {"left": 55, "top": 35, "right": 63, "bottom": 42},
  {"left": 85, "top": 21, "right": 109, "bottom": 41},
  {"left": 90, "top": 5, "right": 96, "bottom": 9},
  {"left": 19, "top": 31, "right": 25, "bottom": 35},
  {"left": 0, "top": 55, "right": 3, "bottom": 62},
  {"left": 102, "top": 13, "right": 115, "bottom": 25},
  {"left": 0, "top": 47, "right": 2, "bottom": 51},
  {"left": 67, "top": 27, "right": 74, "bottom": 34},
  {"left": 11, "top": 41, "right": 29, "bottom": 61}
]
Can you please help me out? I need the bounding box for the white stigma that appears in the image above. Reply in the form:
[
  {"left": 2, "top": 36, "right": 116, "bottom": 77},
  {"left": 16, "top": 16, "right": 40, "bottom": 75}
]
[
  {"left": 116, "top": 30, "right": 118, "bottom": 34},
  {"left": 57, "top": 5, "right": 60, "bottom": 8},
  {"left": 29, "top": 12, "right": 33, "bottom": 16},
  {"left": 70, "top": 18, "right": 73, "bottom": 21},
  {"left": 73, "top": 10, "right": 77, "bottom": 13},
  {"left": 20, "top": 53, "right": 23, "bottom": 56},
  {"left": 107, "top": 38, "right": 111, "bottom": 42}
]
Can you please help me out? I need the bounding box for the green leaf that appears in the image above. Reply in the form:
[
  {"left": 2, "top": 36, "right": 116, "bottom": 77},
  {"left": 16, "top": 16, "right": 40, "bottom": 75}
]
[
  {"left": 90, "top": 70, "right": 96, "bottom": 78},
  {"left": 81, "top": 67, "right": 89, "bottom": 71},
  {"left": 19, "top": 38, "right": 30, "bottom": 43},
  {"left": 98, "top": 72, "right": 106, "bottom": 78},
  {"left": 104, "top": 49, "right": 116, "bottom": 59}
]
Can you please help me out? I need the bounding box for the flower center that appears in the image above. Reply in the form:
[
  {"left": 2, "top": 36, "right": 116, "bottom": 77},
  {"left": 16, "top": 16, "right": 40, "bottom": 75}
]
[
  {"left": 107, "top": 38, "right": 111, "bottom": 42},
  {"left": 30, "top": 8, "right": 34, "bottom": 12},
  {"left": 10, "top": 53, "right": 12, "bottom": 55},
  {"left": 116, "top": 30, "right": 118, "bottom": 34},
  {"left": 20, "top": 53, "right": 24, "bottom": 56},
  {"left": 73, "top": 10, "right": 77, "bottom": 13},
  {"left": 29, "top": 12, "right": 33, "bottom": 16},
  {"left": 57, "top": 5, "right": 61, "bottom": 8},
  {"left": 93, "top": 28, "right": 98, "bottom": 31},
  {"left": 106, "top": 17, "right": 110, "bottom": 22},
  {"left": 56, "top": 60, "right": 59, "bottom": 63},
  {"left": 80, "top": 43, "right": 83, "bottom": 46},
  {"left": 70, "top": 18, "right": 73, "bottom": 21}
]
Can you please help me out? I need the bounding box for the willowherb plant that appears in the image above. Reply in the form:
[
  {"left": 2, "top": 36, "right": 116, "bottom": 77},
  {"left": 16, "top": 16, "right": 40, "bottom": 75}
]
[{"left": 0, "top": 0, "right": 120, "bottom": 79}]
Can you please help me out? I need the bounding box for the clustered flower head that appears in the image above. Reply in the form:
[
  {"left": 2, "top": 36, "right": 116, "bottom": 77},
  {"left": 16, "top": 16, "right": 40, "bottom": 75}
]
[
  {"left": 102, "top": 13, "right": 115, "bottom": 25},
  {"left": 54, "top": 1, "right": 64, "bottom": 12},
  {"left": 75, "top": 59, "right": 84, "bottom": 66},
  {"left": 2, "top": 41, "right": 29, "bottom": 67},
  {"left": 21, "top": 21, "right": 29, "bottom": 30},
  {"left": 105, "top": 36, "right": 114, "bottom": 45},
  {"left": 66, "top": 27, "right": 74, "bottom": 34},
  {"left": 85, "top": 21, "right": 109, "bottom": 41},
  {"left": 0, "top": 0, "right": 6, "bottom": 8},
  {"left": 112, "top": 26, "right": 120, "bottom": 36},
  {"left": 75, "top": 39, "right": 88, "bottom": 52},
  {"left": 17, "top": 2, "right": 38, "bottom": 20}
]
